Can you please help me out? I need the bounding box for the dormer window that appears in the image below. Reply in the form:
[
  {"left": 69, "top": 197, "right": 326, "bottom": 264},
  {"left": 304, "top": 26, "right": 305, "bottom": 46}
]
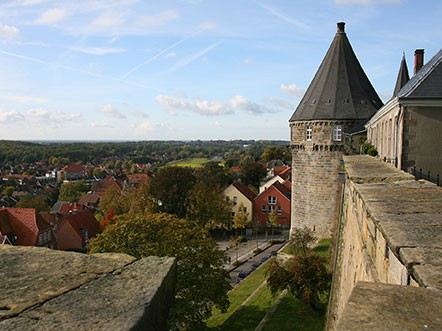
[
  {"left": 306, "top": 124, "right": 313, "bottom": 141},
  {"left": 344, "top": 98, "right": 350, "bottom": 103},
  {"left": 333, "top": 125, "right": 342, "bottom": 141}
]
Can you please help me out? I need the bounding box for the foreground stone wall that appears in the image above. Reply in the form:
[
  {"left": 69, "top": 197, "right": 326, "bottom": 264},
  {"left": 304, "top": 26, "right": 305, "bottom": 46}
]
[
  {"left": 328, "top": 155, "right": 442, "bottom": 330},
  {"left": 0, "top": 245, "right": 176, "bottom": 331}
]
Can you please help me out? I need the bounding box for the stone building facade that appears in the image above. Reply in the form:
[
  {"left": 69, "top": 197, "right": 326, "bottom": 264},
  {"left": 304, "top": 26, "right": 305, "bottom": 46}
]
[
  {"left": 366, "top": 49, "right": 442, "bottom": 182},
  {"left": 289, "top": 22, "right": 382, "bottom": 238}
]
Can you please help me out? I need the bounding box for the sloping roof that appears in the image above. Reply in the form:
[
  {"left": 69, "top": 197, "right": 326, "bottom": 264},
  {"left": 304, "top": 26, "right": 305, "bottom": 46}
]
[
  {"left": 289, "top": 22, "right": 382, "bottom": 122},
  {"left": 0, "top": 208, "right": 50, "bottom": 246},
  {"left": 272, "top": 181, "right": 291, "bottom": 199},
  {"left": 232, "top": 181, "right": 256, "bottom": 201},
  {"left": 57, "top": 211, "right": 101, "bottom": 240},
  {"left": 78, "top": 194, "right": 100, "bottom": 205},
  {"left": 65, "top": 164, "right": 85, "bottom": 173},
  {"left": 397, "top": 49, "right": 442, "bottom": 98},
  {"left": 393, "top": 53, "right": 410, "bottom": 96}
]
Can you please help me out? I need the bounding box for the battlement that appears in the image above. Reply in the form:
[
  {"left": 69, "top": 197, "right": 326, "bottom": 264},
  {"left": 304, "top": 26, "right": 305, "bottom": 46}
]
[{"left": 329, "top": 155, "right": 442, "bottom": 330}]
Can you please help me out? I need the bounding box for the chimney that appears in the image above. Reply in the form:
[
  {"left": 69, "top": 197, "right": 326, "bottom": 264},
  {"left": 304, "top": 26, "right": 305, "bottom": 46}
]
[
  {"left": 414, "top": 49, "right": 424, "bottom": 75},
  {"left": 337, "top": 22, "right": 345, "bottom": 33}
]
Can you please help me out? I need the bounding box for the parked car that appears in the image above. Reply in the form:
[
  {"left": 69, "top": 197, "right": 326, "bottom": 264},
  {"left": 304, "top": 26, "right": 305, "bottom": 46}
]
[
  {"left": 270, "top": 250, "right": 277, "bottom": 256},
  {"left": 250, "top": 262, "right": 261, "bottom": 271},
  {"left": 238, "top": 270, "right": 250, "bottom": 279},
  {"left": 260, "top": 256, "right": 269, "bottom": 263}
]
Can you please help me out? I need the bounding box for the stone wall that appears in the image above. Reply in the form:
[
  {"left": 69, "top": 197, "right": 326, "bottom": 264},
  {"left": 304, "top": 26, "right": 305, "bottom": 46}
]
[
  {"left": 0, "top": 245, "right": 176, "bottom": 331},
  {"left": 328, "top": 155, "right": 442, "bottom": 330}
]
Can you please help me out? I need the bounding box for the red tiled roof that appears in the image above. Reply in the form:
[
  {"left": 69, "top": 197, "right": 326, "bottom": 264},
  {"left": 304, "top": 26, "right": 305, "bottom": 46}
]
[
  {"left": 231, "top": 166, "right": 241, "bottom": 173},
  {"left": 78, "top": 194, "right": 100, "bottom": 205},
  {"left": 58, "top": 202, "right": 86, "bottom": 214},
  {"left": 127, "top": 173, "right": 149, "bottom": 184},
  {"left": 272, "top": 181, "right": 291, "bottom": 199},
  {"left": 65, "top": 164, "right": 85, "bottom": 173},
  {"left": 91, "top": 177, "right": 121, "bottom": 196},
  {"left": 0, "top": 207, "right": 51, "bottom": 246},
  {"left": 60, "top": 211, "right": 101, "bottom": 239},
  {"left": 232, "top": 181, "right": 256, "bottom": 201}
]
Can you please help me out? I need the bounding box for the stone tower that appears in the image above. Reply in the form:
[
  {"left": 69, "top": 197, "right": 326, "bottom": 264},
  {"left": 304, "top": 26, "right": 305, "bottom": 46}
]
[{"left": 289, "top": 22, "right": 382, "bottom": 238}]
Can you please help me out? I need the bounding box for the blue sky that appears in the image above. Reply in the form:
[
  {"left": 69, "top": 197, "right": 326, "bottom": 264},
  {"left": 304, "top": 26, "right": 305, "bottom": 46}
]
[{"left": 0, "top": 0, "right": 441, "bottom": 141}]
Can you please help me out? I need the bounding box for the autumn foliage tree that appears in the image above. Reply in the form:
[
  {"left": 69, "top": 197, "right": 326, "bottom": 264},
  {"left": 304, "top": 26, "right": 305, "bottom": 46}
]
[
  {"left": 266, "top": 227, "right": 331, "bottom": 310},
  {"left": 89, "top": 212, "right": 230, "bottom": 330}
]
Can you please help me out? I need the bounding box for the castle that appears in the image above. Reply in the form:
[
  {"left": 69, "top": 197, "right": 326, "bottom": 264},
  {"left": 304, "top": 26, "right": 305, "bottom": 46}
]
[{"left": 290, "top": 22, "right": 442, "bottom": 330}]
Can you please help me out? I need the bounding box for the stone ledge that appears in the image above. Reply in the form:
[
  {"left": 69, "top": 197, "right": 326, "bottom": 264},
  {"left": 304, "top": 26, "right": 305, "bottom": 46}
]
[
  {"left": 0, "top": 245, "right": 176, "bottom": 331},
  {"left": 336, "top": 281, "right": 442, "bottom": 331}
]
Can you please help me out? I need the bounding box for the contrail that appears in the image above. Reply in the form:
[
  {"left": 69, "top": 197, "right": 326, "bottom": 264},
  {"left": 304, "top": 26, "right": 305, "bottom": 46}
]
[
  {"left": 258, "top": 2, "right": 309, "bottom": 30},
  {"left": 120, "top": 29, "right": 205, "bottom": 79},
  {"left": 0, "top": 49, "right": 165, "bottom": 92},
  {"left": 165, "top": 41, "right": 222, "bottom": 73}
]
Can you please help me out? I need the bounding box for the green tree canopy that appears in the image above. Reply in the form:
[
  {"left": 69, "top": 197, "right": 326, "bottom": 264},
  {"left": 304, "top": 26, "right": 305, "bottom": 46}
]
[
  {"left": 185, "top": 183, "right": 231, "bottom": 230},
  {"left": 16, "top": 194, "right": 50, "bottom": 212},
  {"left": 89, "top": 212, "right": 230, "bottom": 330},
  {"left": 239, "top": 160, "right": 267, "bottom": 190},
  {"left": 194, "top": 161, "right": 233, "bottom": 189},
  {"left": 148, "top": 167, "right": 195, "bottom": 218},
  {"left": 58, "top": 180, "right": 89, "bottom": 202}
]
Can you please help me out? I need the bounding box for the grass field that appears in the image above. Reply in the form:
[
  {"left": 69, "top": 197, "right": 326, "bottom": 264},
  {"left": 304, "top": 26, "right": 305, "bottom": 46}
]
[{"left": 164, "top": 158, "right": 211, "bottom": 168}]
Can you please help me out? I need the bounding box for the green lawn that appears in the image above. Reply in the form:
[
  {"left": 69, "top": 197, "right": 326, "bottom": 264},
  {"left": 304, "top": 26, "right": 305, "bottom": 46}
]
[
  {"left": 261, "top": 292, "right": 325, "bottom": 331},
  {"left": 206, "top": 263, "right": 270, "bottom": 328},
  {"left": 165, "top": 158, "right": 211, "bottom": 168}
]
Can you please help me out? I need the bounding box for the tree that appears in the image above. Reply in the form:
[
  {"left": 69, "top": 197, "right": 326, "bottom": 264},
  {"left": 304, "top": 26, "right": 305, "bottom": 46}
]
[
  {"left": 148, "top": 167, "right": 195, "bottom": 218},
  {"left": 2, "top": 186, "right": 15, "bottom": 198},
  {"left": 194, "top": 162, "right": 233, "bottom": 189},
  {"left": 261, "top": 146, "right": 290, "bottom": 162},
  {"left": 268, "top": 209, "right": 278, "bottom": 241},
  {"left": 89, "top": 212, "right": 230, "bottom": 330},
  {"left": 58, "top": 180, "right": 89, "bottom": 202},
  {"left": 185, "top": 183, "right": 231, "bottom": 230},
  {"left": 16, "top": 194, "right": 50, "bottom": 212},
  {"left": 233, "top": 202, "right": 249, "bottom": 236},
  {"left": 266, "top": 227, "right": 331, "bottom": 310},
  {"left": 239, "top": 160, "right": 267, "bottom": 190},
  {"left": 98, "top": 184, "right": 128, "bottom": 216}
]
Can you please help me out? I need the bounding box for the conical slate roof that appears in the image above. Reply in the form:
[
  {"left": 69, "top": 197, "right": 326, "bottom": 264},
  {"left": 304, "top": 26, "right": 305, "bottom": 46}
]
[
  {"left": 393, "top": 53, "right": 410, "bottom": 96},
  {"left": 289, "top": 22, "right": 383, "bottom": 122}
]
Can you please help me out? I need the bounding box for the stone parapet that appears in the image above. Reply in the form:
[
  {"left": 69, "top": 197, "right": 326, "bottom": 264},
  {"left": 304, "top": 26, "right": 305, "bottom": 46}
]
[
  {"left": 0, "top": 245, "right": 176, "bottom": 331},
  {"left": 328, "top": 155, "right": 442, "bottom": 330}
]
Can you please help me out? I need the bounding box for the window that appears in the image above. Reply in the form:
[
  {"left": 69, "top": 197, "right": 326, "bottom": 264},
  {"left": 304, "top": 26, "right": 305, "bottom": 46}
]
[
  {"left": 261, "top": 205, "right": 266, "bottom": 214},
  {"left": 333, "top": 125, "right": 342, "bottom": 141},
  {"left": 243, "top": 206, "right": 247, "bottom": 212},
  {"left": 231, "top": 212, "right": 235, "bottom": 218},
  {"left": 267, "top": 205, "right": 275, "bottom": 213},
  {"left": 233, "top": 196, "right": 237, "bottom": 205},
  {"left": 277, "top": 206, "right": 282, "bottom": 215},
  {"left": 226, "top": 196, "right": 230, "bottom": 203},
  {"left": 306, "top": 125, "right": 313, "bottom": 141},
  {"left": 268, "top": 196, "right": 277, "bottom": 204}
]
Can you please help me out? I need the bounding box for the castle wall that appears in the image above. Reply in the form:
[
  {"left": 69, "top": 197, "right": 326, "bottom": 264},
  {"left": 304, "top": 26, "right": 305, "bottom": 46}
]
[{"left": 328, "top": 155, "right": 442, "bottom": 330}]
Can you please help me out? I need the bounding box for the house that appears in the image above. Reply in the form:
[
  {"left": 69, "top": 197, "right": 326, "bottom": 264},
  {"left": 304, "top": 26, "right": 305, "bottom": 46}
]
[
  {"left": 63, "top": 164, "right": 86, "bottom": 181},
  {"left": 223, "top": 181, "right": 256, "bottom": 226},
  {"left": 259, "top": 167, "right": 291, "bottom": 193},
  {"left": 55, "top": 211, "right": 101, "bottom": 251},
  {"left": 125, "top": 173, "right": 150, "bottom": 188},
  {"left": 51, "top": 201, "right": 86, "bottom": 214},
  {"left": 78, "top": 193, "right": 100, "bottom": 210},
  {"left": 365, "top": 49, "right": 442, "bottom": 182},
  {"left": 253, "top": 181, "right": 291, "bottom": 228},
  {"left": 0, "top": 207, "right": 56, "bottom": 248},
  {"left": 90, "top": 176, "right": 122, "bottom": 198}
]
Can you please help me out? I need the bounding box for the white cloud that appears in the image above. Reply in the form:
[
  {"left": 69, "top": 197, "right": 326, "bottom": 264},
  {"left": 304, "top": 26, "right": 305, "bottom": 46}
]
[
  {"left": 280, "top": 83, "right": 305, "bottom": 98},
  {"left": 335, "top": 0, "right": 402, "bottom": 3},
  {"left": 156, "top": 94, "right": 278, "bottom": 116},
  {"left": 99, "top": 104, "right": 126, "bottom": 118},
  {"left": 69, "top": 45, "right": 126, "bottom": 55},
  {"left": 230, "top": 95, "right": 278, "bottom": 115},
  {"left": 0, "top": 92, "right": 48, "bottom": 104},
  {"left": 35, "top": 8, "right": 68, "bottom": 25},
  {"left": 137, "top": 10, "right": 179, "bottom": 26},
  {"left": 265, "top": 97, "right": 294, "bottom": 110},
  {"left": 91, "top": 12, "right": 125, "bottom": 28},
  {"left": 0, "top": 23, "right": 20, "bottom": 41},
  {"left": 27, "top": 108, "right": 82, "bottom": 124},
  {"left": 131, "top": 111, "right": 149, "bottom": 118},
  {"left": 88, "top": 121, "right": 114, "bottom": 128},
  {"left": 0, "top": 109, "right": 24, "bottom": 123},
  {"left": 166, "top": 52, "right": 176, "bottom": 58},
  {"left": 134, "top": 121, "right": 155, "bottom": 131},
  {"left": 156, "top": 95, "right": 231, "bottom": 116}
]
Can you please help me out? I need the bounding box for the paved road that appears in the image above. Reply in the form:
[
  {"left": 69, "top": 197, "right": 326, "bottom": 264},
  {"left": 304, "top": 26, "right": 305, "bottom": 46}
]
[{"left": 228, "top": 242, "right": 286, "bottom": 287}]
